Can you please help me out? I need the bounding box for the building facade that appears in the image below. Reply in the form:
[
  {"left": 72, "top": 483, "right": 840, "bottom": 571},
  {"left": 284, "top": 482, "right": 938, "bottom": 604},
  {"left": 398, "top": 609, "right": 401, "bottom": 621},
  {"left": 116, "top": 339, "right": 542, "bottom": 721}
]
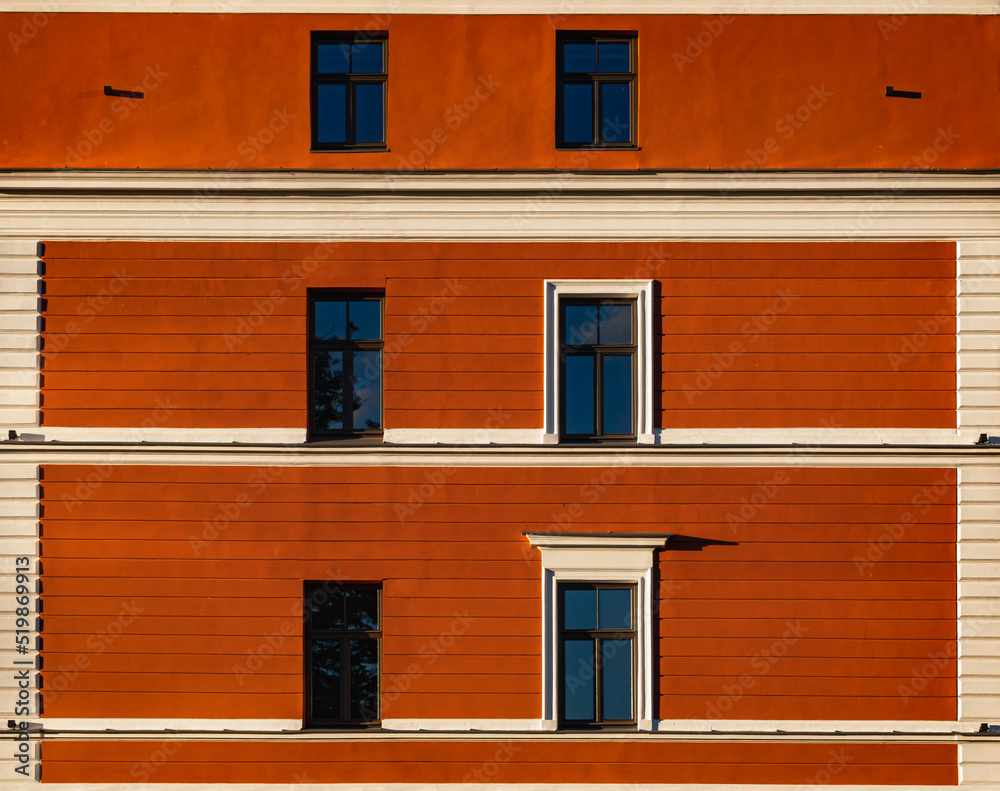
[{"left": 2, "top": 1, "right": 1000, "bottom": 788}]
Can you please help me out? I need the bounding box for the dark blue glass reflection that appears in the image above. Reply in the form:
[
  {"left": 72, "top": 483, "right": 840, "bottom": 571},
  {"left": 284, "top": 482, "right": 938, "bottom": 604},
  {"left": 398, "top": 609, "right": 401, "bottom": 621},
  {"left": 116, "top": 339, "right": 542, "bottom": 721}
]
[
  {"left": 313, "top": 350, "right": 344, "bottom": 431},
  {"left": 343, "top": 587, "right": 379, "bottom": 630},
  {"left": 352, "top": 41, "right": 383, "bottom": 73},
  {"left": 564, "top": 303, "right": 599, "bottom": 345},
  {"left": 564, "top": 639, "right": 595, "bottom": 720},
  {"left": 355, "top": 83, "right": 384, "bottom": 143},
  {"left": 563, "top": 83, "right": 593, "bottom": 144},
  {"left": 563, "top": 587, "right": 597, "bottom": 630},
  {"left": 602, "top": 639, "right": 633, "bottom": 720},
  {"left": 349, "top": 639, "right": 379, "bottom": 720},
  {"left": 352, "top": 350, "right": 382, "bottom": 430},
  {"left": 599, "top": 304, "right": 632, "bottom": 344},
  {"left": 317, "top": 43, "right": 351, "bottom": 74},
  {"left": 310, "top": 639, "right": 341, "bottom": 720},
  {"left": 602, "top": 355, "right": 632, "bottom": 435},
  {"left": 564, "top": 355, "right": 595, "bottom": 435},
  {"left": 563, "top": 41, "right": 596, "bottom": 73},
  {"left": 598, "top": 588, "right": 631, "bottom": 629},
  {"left": 316, "top": 84, "right": 347, "bottom": 144},
  {"left": 314, "top": 300, "right": 347, "bottom": 340},
  {"left": 348, "top": 300, "right": 381, "bottom": 340},
  {"left": 597, "top": 42, "right": 630, "bottom": 72},
  {"left": 600, "top": 83, "right": 631, "bottom": 143}
]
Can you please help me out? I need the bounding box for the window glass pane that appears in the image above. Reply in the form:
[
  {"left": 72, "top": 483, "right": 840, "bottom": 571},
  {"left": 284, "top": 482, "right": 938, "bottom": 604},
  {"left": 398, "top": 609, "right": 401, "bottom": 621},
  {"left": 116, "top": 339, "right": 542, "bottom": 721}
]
[
  {"left": 310, "top": 638, "right": 342, "bottom": 720},
  {"left": 599, "top": 303, "right": 632, "bottom": 345},
  {"left": 347, "top": 300, "right": 381, "bottom": 340},
  {"left": 562, "top": 587, "right": 597, "bottom": 630},
  {"left": 314, "top": 300, "right": 347, "bottom": 340},
  {"left": 564, "top": 303, "right": 599, "bottom": 346},
  {"left": 352, "top": 41, "right": 384, "bottom": 73},
  {"left": 562, "top": 41, "right": 596, "bottom": 73},
  {"left": 352, "top": 350, "right": 382, "bottom": 430},
  {"left": 564, "top": 354, "right": 595, "bottom": 435},
  {"left": 344, "top": 587, "right": 379, "bottom": 630},
  {"left": 313, "top": 349, "right": 345, "bottom": 431},
  {"left": 562, "top": 83, "right": 593, "bottom": 144},
  {"left": 354, "top": 83, "right": 385, "bottom": 144},
  {"left": 602, "top": 639, "right": 633, "bottom": 720},
  {"left": 563, "top": 639, "right": 595, "bottom": 720},
  {"left": 349, "top": 639, "right": 379, "bottom": 720},
  {"left": 307, "top": 586, "right": 345, "bottom": 630},
  {"left": 602, "top": 354, "right": 632, "bottom": 435},
  {"left": 597, "top": 42, "right": 630, "bottom": 73},
  {"left": 316, "top": 83, "right": 347, "bottom": 144},
  {"left": 600, "top": 82, "right": 631, "bottom": 143},
  {"left": 599, "top": 588, "right": 632, "bottom": 629},
  {"left": 317, "top": 43, "right": 351, "bottom": 74}
]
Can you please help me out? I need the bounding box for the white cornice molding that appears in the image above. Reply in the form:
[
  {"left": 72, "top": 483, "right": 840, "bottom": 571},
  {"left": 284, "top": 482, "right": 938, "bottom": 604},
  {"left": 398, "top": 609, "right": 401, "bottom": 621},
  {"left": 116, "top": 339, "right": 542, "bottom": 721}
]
[
  {"left": 0, "top": 1, "right": 995, "bottom": 12},
  {"left": 3, "top": 171, "right": 1000, "bottom": 242}
]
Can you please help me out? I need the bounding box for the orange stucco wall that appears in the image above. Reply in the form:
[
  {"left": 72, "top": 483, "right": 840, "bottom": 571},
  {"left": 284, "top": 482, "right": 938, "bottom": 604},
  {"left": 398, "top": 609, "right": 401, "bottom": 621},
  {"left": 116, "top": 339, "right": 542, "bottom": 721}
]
[
  {"left": 40, "top": 465, "right": 956, "bottom": 723},
  {"left": 2, "top": 13, "right": 997, "bottom": 170},
  {"left": 43, "top": 739, "right": 957, "bottom": 784},
  {"left": 40, "top": 240, "right": 956, "bottom": 430}
]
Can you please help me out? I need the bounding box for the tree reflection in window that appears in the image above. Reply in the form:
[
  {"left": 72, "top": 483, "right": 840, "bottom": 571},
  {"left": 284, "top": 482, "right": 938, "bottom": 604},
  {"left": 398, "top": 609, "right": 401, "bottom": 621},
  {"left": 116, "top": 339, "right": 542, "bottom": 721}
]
[
  {"left": 310, "top": 296, "right": 382, "bottom": 436},
  {"left": 305, "top": 583, "right": 381, "bottom": 726}
]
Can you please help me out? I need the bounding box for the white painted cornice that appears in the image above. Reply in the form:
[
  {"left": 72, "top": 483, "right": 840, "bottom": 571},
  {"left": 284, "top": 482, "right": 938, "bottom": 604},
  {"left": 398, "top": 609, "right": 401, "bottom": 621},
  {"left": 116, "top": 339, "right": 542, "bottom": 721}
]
[
  {"left": 0, "top": 0, "right": 995, "bottom": 12},
  {"left": 3, "top": 170, "right": 1000, "bottom": 242}
]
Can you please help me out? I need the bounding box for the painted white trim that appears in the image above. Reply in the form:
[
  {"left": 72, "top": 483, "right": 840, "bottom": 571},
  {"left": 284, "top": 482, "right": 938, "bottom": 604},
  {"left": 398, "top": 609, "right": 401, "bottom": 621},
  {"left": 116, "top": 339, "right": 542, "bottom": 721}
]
[
  {"left": 524, "top": 532, "right": 670, "bottom": 732},
  {"left": 383, "top": 428, "right": 543, "bottom": 445},
  {"left": 544, "top": 280, "right": 654, "bottom": 443},
  {"left": 381, "top": 718, "right": 543, "bottom": 731},
  {"left": 653, "top": 428, "right": 962, "bottom": 445},
  {"left": 39, "top": 718, "right": 303, "bottom": 732},
  {"left": 0, "top": 0, "right": 994, "bottom": 12},
  {"left": 652, "top": 719, "right": 964, "bottom": 733},
  {"left": 4, "top": 171, "right": 1000, "bottom": 243},
  {"left": 35, "top": 427, "right": 307, "bottom": 444},
  {"left": 16, "top": 786, "right": 972, "bottom": 791}
]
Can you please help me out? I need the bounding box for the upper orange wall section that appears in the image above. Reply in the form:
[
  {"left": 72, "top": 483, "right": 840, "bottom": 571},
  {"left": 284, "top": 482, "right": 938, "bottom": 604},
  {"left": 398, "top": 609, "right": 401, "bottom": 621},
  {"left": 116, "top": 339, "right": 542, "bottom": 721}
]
[{"left": 2, "top": 13, "right": 997, "bottom": 170}]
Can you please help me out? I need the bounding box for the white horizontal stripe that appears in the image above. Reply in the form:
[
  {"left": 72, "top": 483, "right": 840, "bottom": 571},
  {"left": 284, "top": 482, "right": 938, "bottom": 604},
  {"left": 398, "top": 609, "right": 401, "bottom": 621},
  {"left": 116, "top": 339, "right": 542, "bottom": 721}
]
[
  {"left": 655, "top": 428, "right": 961, "bottom": 445},
  {"left": 37, "top": 427, "right": 307, "bottom": 444},
  {"left": 40, "top": 718, "right": 303, "bottom": 732},
  {"left": 0, "top": 0, "right": 994, "bottom": 12},
  {"left": 382, "top": 718, "right": 543, "bottom": 731},
  {"left": 384, "top": 428, "right": 543, "bottom": 445},
  {"left": 653, "top": 719, "right": 963, "bottom": 733}
]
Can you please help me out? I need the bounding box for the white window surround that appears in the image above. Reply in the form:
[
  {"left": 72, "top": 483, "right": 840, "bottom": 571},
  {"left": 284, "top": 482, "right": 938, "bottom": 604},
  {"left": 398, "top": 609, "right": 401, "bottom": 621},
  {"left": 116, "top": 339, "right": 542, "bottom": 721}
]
[
  {"left": 543, "top": 280, "right": 655, "bottom": 445},
  {"left": 524, "top": 531, "right": 671, "bottom": 732}
]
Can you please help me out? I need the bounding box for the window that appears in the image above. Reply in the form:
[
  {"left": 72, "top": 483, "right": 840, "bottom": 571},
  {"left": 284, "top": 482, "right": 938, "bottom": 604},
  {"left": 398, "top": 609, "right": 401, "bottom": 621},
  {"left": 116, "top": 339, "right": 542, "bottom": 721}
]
[
  {"left": 304, "top": 583, "right": 381, "bottom": 726},
  {"left": 311, "top": 32, "right": 387, "bottom": 150},
  {"left": 543, "top": 280, "right": 654, "bottom": 444},
  {"left": 556, "top": 33, "right": 636, "bottom": 148},
  {"left": 523, "top": 531, "right": 670, "bottom": 731},
  {"left": 561, "top": 299, "right": 635, "bottom": 440},
  {"left": 560, "top": 583, "right": 636, "bottom": 727},
  {"left": 309, "top": 294, "right": 383, "bottom": 438}
]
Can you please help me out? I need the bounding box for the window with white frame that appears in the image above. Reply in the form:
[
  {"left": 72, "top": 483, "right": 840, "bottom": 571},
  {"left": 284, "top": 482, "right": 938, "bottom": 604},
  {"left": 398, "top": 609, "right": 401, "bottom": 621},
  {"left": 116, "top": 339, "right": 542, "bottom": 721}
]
[
  {"left": 544, "top": 280, "right": 654, "bottom": 444},
  {"left": 523, "top": 531, "right": 671, "bottom": 731}
]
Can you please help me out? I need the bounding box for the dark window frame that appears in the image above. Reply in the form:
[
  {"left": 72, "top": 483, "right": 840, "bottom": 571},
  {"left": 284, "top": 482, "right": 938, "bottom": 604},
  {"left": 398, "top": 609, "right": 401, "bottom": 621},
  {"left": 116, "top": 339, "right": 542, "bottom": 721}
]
[
  {"left": 559, "top": 297, "right": 637, "bottom": 442},
  {"left": 303, "top": 582, "right": 382, "bottom": 728},
  {"left": 558, "top": 582, "right": 637, "bottom": 729},
  {"left": 311, "top": 31, "right": 388, "bottom": 151},
  {"left": 308, "top": 292, "right": 384, "bottom": 440},
  {"left": 556, "top": 31, "right": 637, "bottom": 149}
]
